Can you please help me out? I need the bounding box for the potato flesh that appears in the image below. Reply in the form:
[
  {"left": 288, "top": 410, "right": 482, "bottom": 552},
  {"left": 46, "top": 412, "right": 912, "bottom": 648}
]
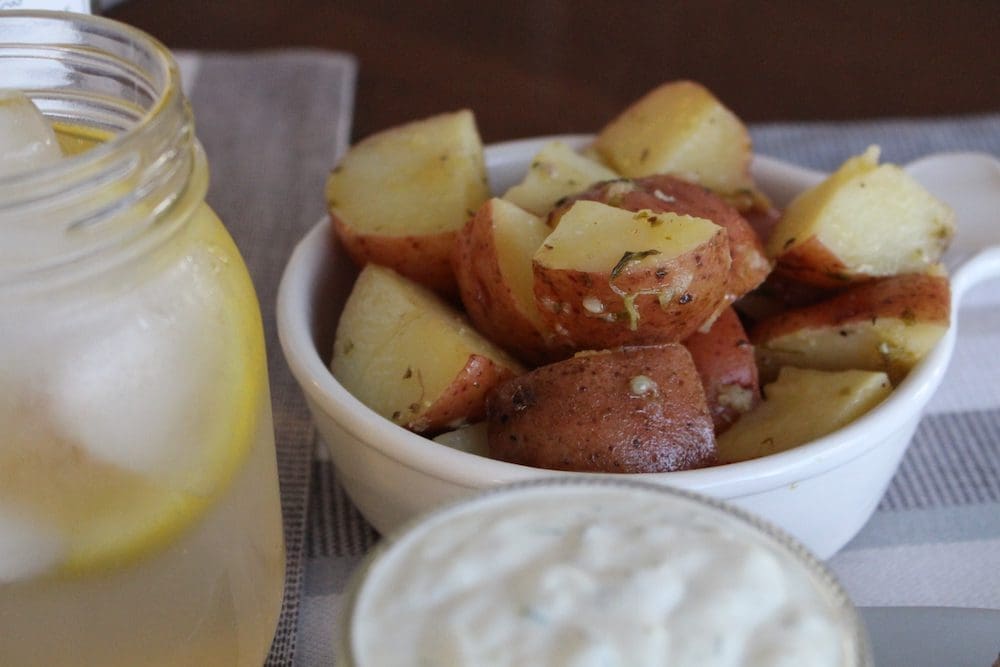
[
  {"left": 594, "top": 80, "right": 753, "bottom": 194},
  {"left": 752, "top": 272, "right": 950, "bottom": 384},
  {"left": 332, "top": 265, "right": 522, "bottom": 428},
  {"left": 502, "top": 141, "right": 618, "bottom": 216},
  {"left": 535, "top": 200, "right": 720, "bottom": 272},
  {"left": 768, "top": 146, "right": 954, "bottom": 279},
  {"left": 432, "top": 422, "right": 489, "bottom": 456},
  {"left": 717, "top": 367, "right": 892, "bottom": 463},
  {"left": 757, "top": 318, "right": 947, "bottom": 385},
  {"left": 325, "top": 109, "right": 489, "bottom": 236},
  {"left": 491, "top": 200, "right": 551, "bottom": 332}
]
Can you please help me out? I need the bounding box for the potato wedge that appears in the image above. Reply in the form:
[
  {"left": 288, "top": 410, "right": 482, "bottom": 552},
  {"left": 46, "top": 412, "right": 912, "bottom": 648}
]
[
  {"left": 502, "top": 140, "right": 618, "bottom": 216},
  {"left": 717, "top": 367, "right": 892, "bottom": 463},
  {"left": 767, "top": 146, "right": 955, "bottom": 288},
  {"left": 331, "top": 264, "right": 524, "bottom": 434},
  {"left": 533, "top": 200, "right": 731, "bottom": 348},
  {"left": 325, "top": 110, "right": 490, "bottom": 295},
  {"left": 593, "top": 80, "right": 754, "bottom": 195},
  {"left": 752, "top": 273, "right": 950, "bottom": 384},
  {"left": 432, "top": 422, "right": 489, "bottom": 457},
  {"left": 553, "top": 174, "right": 771, "bottom": 302},
  {"left": 452, "top": 198, "right": 569, "bottom": 365},
  {"left": 683, "top": 307, "right": 760, "bottom": 434},
  {"left": 487, "top": 345, "right": 716, "bottom": 473}
]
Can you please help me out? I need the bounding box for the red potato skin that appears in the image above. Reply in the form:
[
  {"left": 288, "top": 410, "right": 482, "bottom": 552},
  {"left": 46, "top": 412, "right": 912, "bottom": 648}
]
[
  {"left": 734, "top": 271, "right": 839, "bottom": 326},
  {"left": 533, "top": 225, "right": 731, "bottom": 349},
  {"left": 331, "top": 212, "right": 459, "bottom": 299},
  {"left": 682, "top": 307, "right": 761, "bottom": 434},
  {"left": 451, "top": 203, "right": 570, "bottom": 366},
  {"left": 771, "top": 236, "right": 872, "bottom": 289},
  {"left": 408, "top": 354, "right": 520, "bottom": 435},
  {"left": 751, "top": 273, "right": 951, "bottom": 343},
  {"left": 552, "top": 174, "right": 771, "bottom": 302},
  {"left": 487, "top": 344, "right": 717, "bottom": 473},
  {"left": 742, "top": 203, "right": 782, "bottom": 244}
]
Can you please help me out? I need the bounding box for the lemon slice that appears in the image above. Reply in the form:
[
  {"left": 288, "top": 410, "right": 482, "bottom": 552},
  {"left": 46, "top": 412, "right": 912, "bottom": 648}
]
[{"left": 0, "top": 207, "right": 267, "bottom": 579}]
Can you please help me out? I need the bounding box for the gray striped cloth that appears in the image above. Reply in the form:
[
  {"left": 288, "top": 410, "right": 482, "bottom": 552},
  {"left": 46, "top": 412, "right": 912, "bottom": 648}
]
[{"left": 176, "top": 51, "right": 1000, "bottom": 665}]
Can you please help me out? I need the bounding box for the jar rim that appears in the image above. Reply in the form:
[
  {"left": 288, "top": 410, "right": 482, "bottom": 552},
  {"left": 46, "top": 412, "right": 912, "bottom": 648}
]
[
  {"left": 0, "top": 11, "right": 201, "bottom": 284},
  {"left": 0, "top": 10, "right": 182, "bottom": 171}
]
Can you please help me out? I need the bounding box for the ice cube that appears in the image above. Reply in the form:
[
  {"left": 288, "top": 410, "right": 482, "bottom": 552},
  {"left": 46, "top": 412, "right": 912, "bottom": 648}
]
[
  {"left": 0, "top": 89, "right": 62, "bottom": 179},
  {"left": 0, "top": 508, "right": 66, "bottom": 583},
  {"left": 49, "top": 286, "right": 219, "bottom": 478}
]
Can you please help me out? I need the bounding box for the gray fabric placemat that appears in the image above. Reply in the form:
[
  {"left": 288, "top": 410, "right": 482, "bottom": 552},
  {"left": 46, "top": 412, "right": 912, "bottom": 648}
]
[{"left": 177, "top": 49, "right": 356, "bottom": 666}]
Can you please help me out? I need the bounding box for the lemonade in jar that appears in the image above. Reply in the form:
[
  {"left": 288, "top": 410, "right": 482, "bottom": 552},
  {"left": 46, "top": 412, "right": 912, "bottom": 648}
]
[{"left": 0, "top": 12, "right": 285, "bottom": 665}]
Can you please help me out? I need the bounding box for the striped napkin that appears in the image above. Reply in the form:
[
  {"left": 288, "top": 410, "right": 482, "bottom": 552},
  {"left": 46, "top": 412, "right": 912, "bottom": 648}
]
[{"left": 176, "top": 49, "right": 1000, "bottom": 665}]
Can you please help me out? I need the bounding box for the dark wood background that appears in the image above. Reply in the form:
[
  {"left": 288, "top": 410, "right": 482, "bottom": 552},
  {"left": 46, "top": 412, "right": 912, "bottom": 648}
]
[{"left": 109, "top": 0, "right": 999, "bottom": 143}]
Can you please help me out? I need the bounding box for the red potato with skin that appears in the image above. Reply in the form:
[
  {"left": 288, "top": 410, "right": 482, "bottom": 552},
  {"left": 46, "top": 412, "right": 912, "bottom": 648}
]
[
  {"left": 752, "top": 272, "right": 950, "bottom": 384},
  {"left": 767, "top": 146, "right": 954, "bottom": 288},
  {"left": 593, "top": 80, "right": 754, "bottom": 196},
  {"left": 734, "top": 271, "right": 837, "bottom": 326},
  {"left": 552, "top": 174, "right": 771, "bottom": 303},
  {"left": 331, "top": 264, "right": 524, "bottom": 435},
  {"left": 683, "top": 307, "right": 761, "bottom": 434},
  {"left": 533, "top": 200, "right": 732, "bottom": 349},
  {"left": 325, "top": 110, "right": 490, "bottom": 297},
  {"left": 332, "top": 222, "right": 458, "bottom": 297},
  {"left": 487, "top": 344, "right": 717, "bottom": 473},
  {"left": 411, "top": 354, "right": 518, "bottom": 433},
  {"left": 452, "top": 198, "right": 571, "bottom": 365}
]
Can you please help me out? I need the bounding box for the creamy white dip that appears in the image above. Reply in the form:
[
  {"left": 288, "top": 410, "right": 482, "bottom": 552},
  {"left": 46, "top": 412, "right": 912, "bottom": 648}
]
[{"left": 348, "top": 482, "right": 862, "bottom": 666}]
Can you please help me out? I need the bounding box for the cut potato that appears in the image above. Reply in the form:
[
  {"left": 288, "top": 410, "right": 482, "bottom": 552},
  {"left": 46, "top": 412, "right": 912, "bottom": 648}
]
[
  {"left": 767, "top": 146, "right": 955, "bottom": 287},
  {"left": 593, "top": 80, "right": 754, "bottom": 195},
  {"left": 717, "top": 367, "right": 892, "bottom": 463},
  {"left": 533, "top": 200, "right": 731, "bottom": 348},
  {"left": 331, "top": 264, "right": 524, "bottom": 433},
  {"left": 502, "top": 140, "right": 618, "bottom": 216},
  {"left": 432, "top": 422, "right": 489, "bottom": 457},
  {"left": 325, "top": 109, "right": 490, "bottom": 295},
  {"left": 452, "top": 198, "right": 569, "bottom": 365},
  {"left": 683, "top": 307, "right": 760, "bottom": 434},
  {"left": 487, "top": 345, "right": 716, "bottom": 473},
  {"left": 733, "top": 272, "right": 836, "bottom": 326},
  {"left": 752, "top": 272, "right": 950, "bottom": 384},
  {"left": 553, "top": 174, "right": 771, "bottom": 303}
]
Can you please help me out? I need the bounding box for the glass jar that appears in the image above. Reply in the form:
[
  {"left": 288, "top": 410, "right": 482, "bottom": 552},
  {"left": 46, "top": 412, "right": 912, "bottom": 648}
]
[
  {"left": 0, "top": 11, "right": 285, "bottom": 666},
  {"left": 338, "top": 478, "right": 873, "bottom": 666}
]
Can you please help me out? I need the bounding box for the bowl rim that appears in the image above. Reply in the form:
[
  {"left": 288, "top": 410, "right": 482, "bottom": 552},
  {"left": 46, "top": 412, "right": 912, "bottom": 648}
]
[{"left": 276, "top": 137, "right": 956, "bottom": 496}]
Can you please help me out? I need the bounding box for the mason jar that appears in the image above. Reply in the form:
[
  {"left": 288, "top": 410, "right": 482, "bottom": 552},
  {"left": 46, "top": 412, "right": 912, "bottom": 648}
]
[{"left": 0, "top": 11, "right": 285, "bottom": 665}]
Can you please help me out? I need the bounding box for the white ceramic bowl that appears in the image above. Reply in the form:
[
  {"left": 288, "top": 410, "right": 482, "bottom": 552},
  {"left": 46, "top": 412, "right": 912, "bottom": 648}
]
[{"left": 277, "top": 137, "right": 1000, "bottom": 559}]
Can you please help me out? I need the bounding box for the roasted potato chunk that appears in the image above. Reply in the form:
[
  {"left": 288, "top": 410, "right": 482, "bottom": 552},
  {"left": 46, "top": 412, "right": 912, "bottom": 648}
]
[
  {"left": 752, "top": 272, "right": 950, "bottom": 384},
  {"left": 325, "top": 110, "right": 490, "bottom": 296},
  {"left": 533, "top": 200, "right": 731, "bottom": 348},
  {"left": 593, "top": 80, "right": 754, "bottom": 196},
  {"left": 683, "top": 307, "right": 760, "bottom": 434},
  {"left": 452, "top": 198, "right": 569, "bottom": 365},
  {"left": 332, "top": 264, "right": 524, "bottom": 433},
  {"left": 553, "top": 174, "right": 771, "bottom": 303},
  {"left": 718, "top": 367, "right": 892, "bottom": 463},
  {"left": 767, "top": 146, "right": 955, "bottom": 288},
  {"left": 502, "top": 140, "right": 618, "bottom": 216},
  {"left": 487, "top": 345, "right": 716, "bottom": 472}
]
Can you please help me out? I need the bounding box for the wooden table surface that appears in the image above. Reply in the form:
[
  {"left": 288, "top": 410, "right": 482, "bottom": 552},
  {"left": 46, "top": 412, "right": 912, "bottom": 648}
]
[{"left": 108, "top": 1, "right": 999, "bottom": 143}]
